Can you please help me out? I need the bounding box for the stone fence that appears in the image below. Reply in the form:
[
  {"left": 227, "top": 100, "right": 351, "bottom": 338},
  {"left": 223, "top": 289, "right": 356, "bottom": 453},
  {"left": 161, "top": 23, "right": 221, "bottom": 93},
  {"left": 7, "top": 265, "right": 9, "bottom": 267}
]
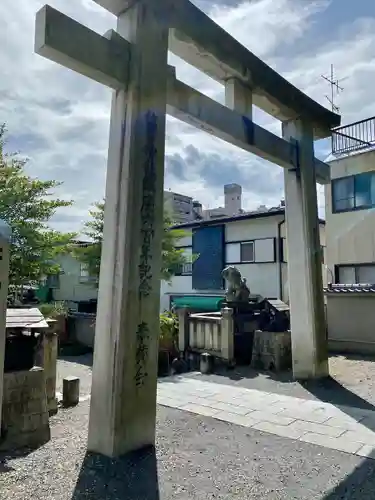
[
  {"left": 67, "top": 312, "right": 96, "bottom": 348},
  {"left": 177, "top": 307, "right": 234, "bottom": 363}
]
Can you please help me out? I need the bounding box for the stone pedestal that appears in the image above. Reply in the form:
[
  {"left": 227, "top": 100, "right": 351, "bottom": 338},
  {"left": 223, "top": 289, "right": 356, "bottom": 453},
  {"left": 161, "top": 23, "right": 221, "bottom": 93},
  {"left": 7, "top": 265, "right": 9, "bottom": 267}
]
[
  {"left": 251, "top": 330, "right": 292, "bottom": 371},
  {"left": 283, "top": 119, "right": 328, "bottom": 379},
  {"left": 1, "top": 367, "right": 50, "bottom": 451},
  {"left": 87, "top": 3, "right": 169, "bottom": 457},
  {"left": 177, "top": 308, "right": 189, "bottom": 352},
  {"left": 221, "top": 307, "right": 234, "bottom": 362}
]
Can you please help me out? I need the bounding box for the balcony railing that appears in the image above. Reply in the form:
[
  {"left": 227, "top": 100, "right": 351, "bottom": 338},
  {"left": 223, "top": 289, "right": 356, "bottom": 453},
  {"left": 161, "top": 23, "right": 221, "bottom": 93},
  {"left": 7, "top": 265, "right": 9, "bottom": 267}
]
[
  {"left": 172, "top": 262, "right": 192, "bottom": 276},
  {"left": 332, "top": 116, "right": 375, "bottom": 155}
]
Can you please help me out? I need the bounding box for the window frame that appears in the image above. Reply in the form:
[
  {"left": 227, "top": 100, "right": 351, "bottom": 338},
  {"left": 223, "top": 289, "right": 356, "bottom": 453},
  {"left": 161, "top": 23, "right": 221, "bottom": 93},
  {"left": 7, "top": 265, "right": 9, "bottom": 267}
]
[
  {"left": 332, "top": 172, "right": 375, "bottom": 214},
  {"left": 240, "top": 241, "right": 255, "bottom": 263},
  {"left": 335, "top": 263, "right": 375, "bottom": 284}
]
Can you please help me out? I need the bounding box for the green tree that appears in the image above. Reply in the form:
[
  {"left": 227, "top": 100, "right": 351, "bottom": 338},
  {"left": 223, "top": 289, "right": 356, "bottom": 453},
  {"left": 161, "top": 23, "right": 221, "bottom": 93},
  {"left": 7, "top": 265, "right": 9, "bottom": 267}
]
[
  {"left": 75, "top": 201, "right": 194, "bottom": 282},
  {"left": 0, "top": 125, "right": 76, "bottom": 288}
]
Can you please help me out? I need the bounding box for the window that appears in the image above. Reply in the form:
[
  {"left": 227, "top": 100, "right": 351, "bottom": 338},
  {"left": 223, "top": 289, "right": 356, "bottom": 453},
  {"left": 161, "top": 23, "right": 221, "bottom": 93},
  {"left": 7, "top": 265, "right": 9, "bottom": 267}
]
[
  {"left": 80, "top": 263, "right": 90, "bottom": 278},
  {"left": 240, "top": 242, "right": 254, "bottom": 262},
  {"left": 46, "top": 274, "right": 60, "bottom": 289},
  {"left": 332, "top": 172, "right": 375, "bottom": 213},
  {"left": 79, "top": 263, "right": 95, "bottom": 283},
  {"left": 337, "top": 264, "right": 375, "bottom": 284}
]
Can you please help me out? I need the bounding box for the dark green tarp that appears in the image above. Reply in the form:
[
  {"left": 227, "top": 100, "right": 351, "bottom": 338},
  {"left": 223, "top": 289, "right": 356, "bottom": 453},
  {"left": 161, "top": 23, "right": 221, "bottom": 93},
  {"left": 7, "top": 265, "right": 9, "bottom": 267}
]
[{"left": 172, "top": 296, "right": 224, "bottom": 311}]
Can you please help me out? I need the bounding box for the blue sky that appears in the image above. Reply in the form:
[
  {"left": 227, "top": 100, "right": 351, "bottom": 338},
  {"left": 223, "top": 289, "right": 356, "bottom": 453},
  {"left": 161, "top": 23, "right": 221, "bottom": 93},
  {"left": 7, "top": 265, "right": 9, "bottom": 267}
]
[{"left": 1, "top": 0, "right": 375, "bottom": 232}]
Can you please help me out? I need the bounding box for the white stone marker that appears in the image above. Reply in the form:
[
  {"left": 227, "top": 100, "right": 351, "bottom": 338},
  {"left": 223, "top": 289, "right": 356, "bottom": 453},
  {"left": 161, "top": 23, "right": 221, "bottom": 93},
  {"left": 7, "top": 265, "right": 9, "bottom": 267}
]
[
  {"left": 87, "top": 3, "right": 169, "bottom": 457},
  {"left": 283, "top": 119, "right": 328, "bottom": 379}
]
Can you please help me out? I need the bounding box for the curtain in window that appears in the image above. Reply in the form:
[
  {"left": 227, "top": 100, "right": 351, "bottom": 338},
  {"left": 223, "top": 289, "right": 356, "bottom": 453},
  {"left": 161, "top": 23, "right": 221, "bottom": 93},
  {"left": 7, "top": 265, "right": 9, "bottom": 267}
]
[
  {"left": 338, "top": 266, "right": 355, "bottom": 283},
  {"left": 355, "top": 173, "right": 373, "bottom": 208},
  {"left": 333, "top": 177, "right": 354, "bottom": 211},
  {"left": 357, "top": 265, "right": 375, "bottom": 283}
]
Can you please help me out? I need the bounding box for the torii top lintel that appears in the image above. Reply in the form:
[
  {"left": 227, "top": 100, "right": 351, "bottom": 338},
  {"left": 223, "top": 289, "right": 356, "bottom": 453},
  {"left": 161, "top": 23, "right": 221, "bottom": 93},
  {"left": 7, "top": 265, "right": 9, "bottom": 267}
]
[{"left": 93, "top": 0, "right": 340, "bottom": 139}]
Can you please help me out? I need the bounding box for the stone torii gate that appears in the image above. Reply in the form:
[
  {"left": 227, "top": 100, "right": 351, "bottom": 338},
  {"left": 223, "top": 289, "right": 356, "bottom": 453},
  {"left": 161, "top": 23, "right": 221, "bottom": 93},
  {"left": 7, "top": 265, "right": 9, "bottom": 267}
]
[{"left": 34, "top": 0, "right": 340, "bottom": 457}]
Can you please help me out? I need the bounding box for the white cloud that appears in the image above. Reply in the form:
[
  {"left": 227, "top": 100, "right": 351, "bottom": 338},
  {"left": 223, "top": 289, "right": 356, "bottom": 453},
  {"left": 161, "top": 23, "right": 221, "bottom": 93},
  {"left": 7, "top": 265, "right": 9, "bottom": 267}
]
[{"left": 0, "top": 0, "right": 374, "bottom": 231}]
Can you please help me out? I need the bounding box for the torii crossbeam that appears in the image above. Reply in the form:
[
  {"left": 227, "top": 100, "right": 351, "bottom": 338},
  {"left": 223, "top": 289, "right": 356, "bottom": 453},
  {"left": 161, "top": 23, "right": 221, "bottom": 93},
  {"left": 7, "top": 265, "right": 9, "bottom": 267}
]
[{"left": 34, "top": 0, "right": 340, "bottom": 457}]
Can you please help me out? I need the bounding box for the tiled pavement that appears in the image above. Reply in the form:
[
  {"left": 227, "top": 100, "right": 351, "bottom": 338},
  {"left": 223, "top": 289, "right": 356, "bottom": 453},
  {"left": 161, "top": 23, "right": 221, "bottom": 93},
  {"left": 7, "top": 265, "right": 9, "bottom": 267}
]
[{"left": 157, "top": 375, "right": 375, "bottom": 458}]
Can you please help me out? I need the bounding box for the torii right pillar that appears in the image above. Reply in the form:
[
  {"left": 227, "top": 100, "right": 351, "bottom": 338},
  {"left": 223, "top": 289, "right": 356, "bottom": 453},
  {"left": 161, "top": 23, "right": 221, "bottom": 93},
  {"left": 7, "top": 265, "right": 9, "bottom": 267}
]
[{"left": 283, "top": 118, "right": 329, "bottom": 379}]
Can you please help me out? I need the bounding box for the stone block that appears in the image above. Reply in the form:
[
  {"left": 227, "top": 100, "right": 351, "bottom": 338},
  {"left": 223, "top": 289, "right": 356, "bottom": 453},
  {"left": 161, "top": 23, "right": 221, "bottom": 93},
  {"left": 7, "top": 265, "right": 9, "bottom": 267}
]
[
  {"left": 214, "top": 411, "right": 261, "bottom": 427},
  {"left": 249, "top": 410, "right": 295, "bottom": 426},
  {"left": 200, "top": 352, "right": 214, "bottom": 374},
  {"left": 1, "top": 368, "right": 50, "bottom": 451},
  {"left": 208, "top": 401, "right": 252, "bottom": 416},
  {"left": 180, "top": 403, "right": 220, "bottom": 417},
  {"left": 288, "top": 420, "right": 346, "bottom": 438},
  {"left": 252, "top": 421, "right": 305, "bottom": 440},
  {"left": 300, "top": 432, "right": 363, "bottom": 454},
  {"left": 63, "top": 376, "right": 80, "bottom": 407},
  {"left": 251, "top": 330, "right": 292, "bottom": 371}
]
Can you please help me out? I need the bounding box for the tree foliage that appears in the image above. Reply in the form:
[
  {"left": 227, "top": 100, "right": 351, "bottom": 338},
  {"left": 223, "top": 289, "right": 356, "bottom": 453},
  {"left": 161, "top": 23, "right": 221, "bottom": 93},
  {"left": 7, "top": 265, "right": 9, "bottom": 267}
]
[
  {"left": 0, "top": 125, "right": 76, "bottom": 287},
  {"left": 74, "top": 201, "right": 193, "bottom": 283}
]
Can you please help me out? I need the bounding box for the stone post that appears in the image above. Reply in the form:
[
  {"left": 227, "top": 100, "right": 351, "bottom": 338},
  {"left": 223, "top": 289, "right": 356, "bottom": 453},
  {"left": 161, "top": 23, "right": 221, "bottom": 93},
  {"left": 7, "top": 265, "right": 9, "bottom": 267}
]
[
  {"left": 38, "top": 326, "right": 58, "bottom": 416},
  {"left": 221, "top": 307, "right": 234, "bottom": 363},
  {"left": 177, "top": 308, "right": 189, "bottom": 352},
  {"left": 282, "top": 118, "right": 328, "bottom": 379},
  {"left": 87, "top": 3, "right": 169, "bottom": 457}
]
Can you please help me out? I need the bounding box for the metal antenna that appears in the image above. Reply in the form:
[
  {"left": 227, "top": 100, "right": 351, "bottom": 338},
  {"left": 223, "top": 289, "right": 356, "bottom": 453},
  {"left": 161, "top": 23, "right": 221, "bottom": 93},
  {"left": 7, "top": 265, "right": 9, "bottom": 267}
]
[{"left": 321, "top": 64, "right": 344, "bottom": 113}]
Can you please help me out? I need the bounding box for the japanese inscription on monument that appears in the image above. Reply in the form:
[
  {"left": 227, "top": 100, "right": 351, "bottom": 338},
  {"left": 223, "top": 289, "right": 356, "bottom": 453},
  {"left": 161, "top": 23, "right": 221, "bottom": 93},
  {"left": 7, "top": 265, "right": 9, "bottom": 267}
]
[{"left": 135, "top": 110, "right": 158, "bottom": 387}]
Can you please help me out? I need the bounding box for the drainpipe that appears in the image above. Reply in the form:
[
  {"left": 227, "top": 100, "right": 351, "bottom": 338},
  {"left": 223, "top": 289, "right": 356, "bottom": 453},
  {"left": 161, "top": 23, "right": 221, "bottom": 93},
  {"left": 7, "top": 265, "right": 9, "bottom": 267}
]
[{"left": 277, "top": 218, "right": 285, "bottom": 300}]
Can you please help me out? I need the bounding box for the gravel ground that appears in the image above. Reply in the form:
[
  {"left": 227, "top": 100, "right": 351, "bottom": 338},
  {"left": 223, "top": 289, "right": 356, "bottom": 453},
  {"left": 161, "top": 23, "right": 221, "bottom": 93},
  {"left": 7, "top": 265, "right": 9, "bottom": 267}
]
[
  {"left": 2, "top": 353, "right": 375, "bottom": 499},
  {"left": 2, "top": 400, "right": 375, "bottom": 499}
]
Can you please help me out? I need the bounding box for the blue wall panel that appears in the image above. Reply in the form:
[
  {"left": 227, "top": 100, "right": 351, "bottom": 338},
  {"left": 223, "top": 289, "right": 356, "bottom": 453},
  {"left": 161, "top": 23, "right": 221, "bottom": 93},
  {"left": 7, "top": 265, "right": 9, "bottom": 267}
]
[{"left": 192, "top": 225, "right": 224, "bottom": 290}]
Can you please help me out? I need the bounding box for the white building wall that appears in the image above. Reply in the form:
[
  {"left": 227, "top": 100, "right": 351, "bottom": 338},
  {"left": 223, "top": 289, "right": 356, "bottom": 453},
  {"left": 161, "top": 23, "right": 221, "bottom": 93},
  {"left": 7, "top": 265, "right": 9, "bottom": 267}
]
[
  {"left": 160, "top": 214, "right": 285, "bottom": 310},
  {"left": 233, "top": 263, "right": 279, "bottom": 298},
  {"left": 225, "top": 217, "right": 280, "bottom": 241},
  {"left": 176, "top": 231, "right": 192, "bottom": 247},
  {"left": 160, "top": 276, "right": 193, "bottom": 311},
  {"left": 325, "top": 150, "right": 375, "bottom": 275},
  {"left": 53, "top": 254, "right": 98, "bottom": 305}
]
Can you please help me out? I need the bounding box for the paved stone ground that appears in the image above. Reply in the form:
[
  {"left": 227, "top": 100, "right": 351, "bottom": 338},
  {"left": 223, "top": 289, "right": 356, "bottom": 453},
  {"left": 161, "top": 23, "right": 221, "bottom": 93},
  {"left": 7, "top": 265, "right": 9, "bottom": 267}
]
[
  {"left": 55, "top": 353, "right": 375, "bottom": 409},
  {"left": 3, "top": 353, "right": 375, "bottom": 499},
  {"left": 2, "top": 399, "right": 375, "bottom": 499},
  {"left": 158, "top": 377, "right": 375, "bottom": 457}
]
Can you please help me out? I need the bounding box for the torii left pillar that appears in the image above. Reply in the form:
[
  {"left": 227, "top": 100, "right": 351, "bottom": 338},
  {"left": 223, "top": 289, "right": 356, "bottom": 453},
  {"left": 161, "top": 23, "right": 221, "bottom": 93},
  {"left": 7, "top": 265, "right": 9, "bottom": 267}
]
[
  {"left": 0, "top": 221, "right": 11, "bottom": 436},
  {"left": 87, "top": 4, "right": 169, "bottom": 457}
]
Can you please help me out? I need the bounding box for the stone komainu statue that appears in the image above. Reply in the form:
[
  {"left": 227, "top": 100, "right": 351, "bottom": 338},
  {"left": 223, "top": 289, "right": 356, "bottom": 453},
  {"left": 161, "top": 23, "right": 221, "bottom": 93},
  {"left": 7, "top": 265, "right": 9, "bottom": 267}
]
[{"left": 221, "top": 265, "right": 250, "bottom": 303}]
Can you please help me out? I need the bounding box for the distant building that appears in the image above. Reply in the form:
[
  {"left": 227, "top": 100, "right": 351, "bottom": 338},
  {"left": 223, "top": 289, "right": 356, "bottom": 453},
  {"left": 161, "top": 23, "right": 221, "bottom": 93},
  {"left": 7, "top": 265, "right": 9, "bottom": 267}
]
[
  {"left": 203, "top": 183, "right": 243, "bottom": 220},
  {"left": 324, "top": 116, "right": 375, "bottom": 353},
  {"left": 164, "top": 191, "right": 198, "bottom": 223},
  {"left": 160, "top": 206, "right": 327, "bottom": 311}
]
